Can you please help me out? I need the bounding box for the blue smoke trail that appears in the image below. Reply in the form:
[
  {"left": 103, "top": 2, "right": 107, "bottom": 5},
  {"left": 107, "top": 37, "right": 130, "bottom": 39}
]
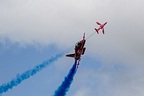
[
  {"left": 53, "top": 60, "right": 77, "bottom": 96},
  {"left": 0, "top": 53, "right": 64, "bottom": 95}
]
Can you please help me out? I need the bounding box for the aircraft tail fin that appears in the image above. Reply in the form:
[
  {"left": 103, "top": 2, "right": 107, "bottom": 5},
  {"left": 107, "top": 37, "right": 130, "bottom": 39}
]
[{"left": 83, "top": 33, "right": 85, "bottom": 39}]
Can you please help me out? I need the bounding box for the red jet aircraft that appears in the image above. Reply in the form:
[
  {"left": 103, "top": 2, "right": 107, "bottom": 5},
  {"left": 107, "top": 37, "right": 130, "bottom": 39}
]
[
  {"left": 66, "top": 33, "right": 86, "bottom": 68},
  {"left": 94, "top": 22, "right": 107, "bottom": 34}
]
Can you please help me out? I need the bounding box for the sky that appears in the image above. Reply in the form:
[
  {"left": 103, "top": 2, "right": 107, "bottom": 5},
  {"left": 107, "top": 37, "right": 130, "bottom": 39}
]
[{"left": 0, "top": 0, "right": 144, "bottom": 96}]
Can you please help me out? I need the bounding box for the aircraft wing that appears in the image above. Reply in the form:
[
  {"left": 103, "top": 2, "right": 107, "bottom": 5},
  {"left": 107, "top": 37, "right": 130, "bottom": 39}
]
[
  {"left": 66, "top": 53, "right": 75, "bottom": 58},
  {"left": 96, "top": 22, "right": 101, "bottom": 25}
]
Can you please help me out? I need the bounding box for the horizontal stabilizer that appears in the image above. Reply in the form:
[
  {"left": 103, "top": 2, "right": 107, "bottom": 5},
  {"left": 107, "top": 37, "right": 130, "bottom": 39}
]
[{"left": 66, "top": 53, "right": 75, "bottom": 58}]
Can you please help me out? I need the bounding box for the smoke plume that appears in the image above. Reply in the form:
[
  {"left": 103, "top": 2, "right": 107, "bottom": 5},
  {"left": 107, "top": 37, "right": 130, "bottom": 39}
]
[
  {"left": 0, "top": 53, "right": 64, "bottom": 95},
  {"left": 53, "top": 60, "right": 77, "bottom": 96}
]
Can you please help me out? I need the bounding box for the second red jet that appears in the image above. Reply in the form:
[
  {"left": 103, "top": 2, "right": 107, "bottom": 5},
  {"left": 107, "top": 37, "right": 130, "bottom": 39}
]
[{"left": 94, "top": 22, "right": 107, "bottom": 34}]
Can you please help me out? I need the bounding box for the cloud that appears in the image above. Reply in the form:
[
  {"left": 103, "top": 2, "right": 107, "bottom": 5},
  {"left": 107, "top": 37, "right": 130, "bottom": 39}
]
[
  {"left": 0, "top": 0, "right": 111, "bottom": 45},
  {"left": 71, "top": 60, "right": 144, "bottom": 96}
]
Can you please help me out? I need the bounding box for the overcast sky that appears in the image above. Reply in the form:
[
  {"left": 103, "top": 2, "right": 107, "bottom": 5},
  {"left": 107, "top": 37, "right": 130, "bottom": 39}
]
[{"left": 0, "top": 0, "right": 144, "bottom": 96}]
